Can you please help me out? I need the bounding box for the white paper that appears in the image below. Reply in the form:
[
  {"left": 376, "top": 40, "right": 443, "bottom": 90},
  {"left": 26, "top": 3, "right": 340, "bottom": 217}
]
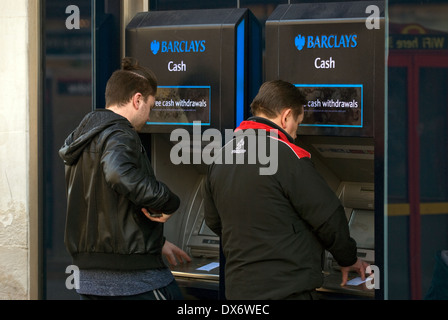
[
  {"left": 196, "top": 262, "right": 219, "bottom": 271},
  {"left": 346, "top": 275, "right": 374, "bottom": 286}
]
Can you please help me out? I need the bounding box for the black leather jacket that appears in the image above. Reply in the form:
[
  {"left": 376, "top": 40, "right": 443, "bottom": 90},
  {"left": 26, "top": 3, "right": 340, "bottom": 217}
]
[{"left": 59, "top": 109, "right": 180, "bottom": 270}]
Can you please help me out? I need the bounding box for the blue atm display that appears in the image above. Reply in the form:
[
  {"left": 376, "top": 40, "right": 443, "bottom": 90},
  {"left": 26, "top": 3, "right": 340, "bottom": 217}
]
[{"left": 126, "top": 9, "right": 261, "bottom": 133}]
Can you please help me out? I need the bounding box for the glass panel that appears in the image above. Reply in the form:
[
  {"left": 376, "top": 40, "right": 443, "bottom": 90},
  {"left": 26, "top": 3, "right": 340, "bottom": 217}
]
[
  {"left": 386, "top": 66, "right": 412, "bottom": 298},
  {"left": 419, "top": 67, "right": 448, "bottom": 202},
  {"left": 388, "top": 0, "right": 448, "bottom": 300},
  {"left": 43, "top": 0, "right": 92, "bottom": 300},
  {"left": 418, "top": 66, "right": 448, "bottom": 297},
  {"left": 387, "top": 67, "right": 409, "bottom": 203}
]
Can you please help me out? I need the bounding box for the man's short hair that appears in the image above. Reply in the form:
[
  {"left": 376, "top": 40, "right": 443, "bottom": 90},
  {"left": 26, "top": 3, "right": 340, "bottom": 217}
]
[
  {"left": 105, "top": 57, "right": 158, "bottom": 108},
  {"left": 250, "top": 80, "right": 306, "bottom": 119}
]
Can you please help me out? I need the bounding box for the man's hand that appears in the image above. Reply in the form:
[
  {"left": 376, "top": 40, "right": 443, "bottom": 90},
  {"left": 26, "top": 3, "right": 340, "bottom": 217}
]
[
  {"left": 162, "top": 240, "right": 192, "bottom": 266},
  {"left": 340, "top": 258, "right": 370, "bottom": 286},
  {"left": 141, "top": 208, "right": 172, "bottom": 223}
]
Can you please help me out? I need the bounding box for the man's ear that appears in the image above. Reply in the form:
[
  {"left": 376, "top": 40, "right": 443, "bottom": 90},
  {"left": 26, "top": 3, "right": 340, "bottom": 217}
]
[
  {"left": 280, "top": 108, "right": 292, "bottom": 128},
  {"left": 132, "top": 92, "right": 143, "bottom": 110}
]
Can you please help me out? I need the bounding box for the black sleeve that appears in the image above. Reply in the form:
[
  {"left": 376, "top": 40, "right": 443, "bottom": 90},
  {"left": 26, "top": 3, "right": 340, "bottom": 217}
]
[
  {"left": 315, "top": 205, "right": 358, "bottom": 267},
  {"left": 285, "top": 157, "right": 342, "bottom": 230},
  {"left": 201, "top": 167, "right": 222, "bottom": 237},
  {"left": 282, "top": 157, "right": 357, "bottom": 266},
  {"left": 101, "top": 129, "right": 180, "bottom": 214}
]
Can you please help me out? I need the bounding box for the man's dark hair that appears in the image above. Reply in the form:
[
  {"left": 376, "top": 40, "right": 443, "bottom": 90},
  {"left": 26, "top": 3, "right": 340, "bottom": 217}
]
[
  {"left": 250, "top": 80, "right": 306, "bottom": 119},
  {"left": 105, "top": 57, "right": 158, "bottom": 108}
]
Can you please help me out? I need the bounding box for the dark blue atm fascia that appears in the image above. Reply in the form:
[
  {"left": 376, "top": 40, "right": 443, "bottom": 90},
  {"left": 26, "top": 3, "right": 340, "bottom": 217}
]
[
  {"left": 266, "top": 1, "right": 385, "bottom": 138},
  {"left": 126, "top": 9, "right": 261, "bottom": 134}
]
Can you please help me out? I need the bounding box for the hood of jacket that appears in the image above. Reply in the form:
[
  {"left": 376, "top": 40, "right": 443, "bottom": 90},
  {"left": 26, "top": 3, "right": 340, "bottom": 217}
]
[{"left": 59, "top": 109, "right": 132, "bottom": 166}]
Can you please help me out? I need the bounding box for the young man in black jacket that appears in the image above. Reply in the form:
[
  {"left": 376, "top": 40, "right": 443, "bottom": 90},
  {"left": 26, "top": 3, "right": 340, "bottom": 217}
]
[
  {"left": 202, "top": 80, "right": 369, "bottom": 300},
  {"left": 59, "top": 57, "right": 190, "bottom": 300}
]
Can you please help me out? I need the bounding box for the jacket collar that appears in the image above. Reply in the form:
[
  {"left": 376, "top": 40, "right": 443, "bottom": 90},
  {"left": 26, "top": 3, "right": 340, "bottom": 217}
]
[{"left": 236, "top": 116, "right": 295, "bottom": 144}]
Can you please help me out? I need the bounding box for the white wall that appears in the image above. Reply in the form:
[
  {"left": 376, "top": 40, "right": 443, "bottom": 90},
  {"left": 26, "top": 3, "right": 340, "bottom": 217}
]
[{"left": 0, "top": 0, "right": 34, "bottom": 299}]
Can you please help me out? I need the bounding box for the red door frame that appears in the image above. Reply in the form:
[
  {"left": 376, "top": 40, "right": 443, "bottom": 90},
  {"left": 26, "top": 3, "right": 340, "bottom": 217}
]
[{"left": 388, "top": 52, "right": 448, "bottom": 299}]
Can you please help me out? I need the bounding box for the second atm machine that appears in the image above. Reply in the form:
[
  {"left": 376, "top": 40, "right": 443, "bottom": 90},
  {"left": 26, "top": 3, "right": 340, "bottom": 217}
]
[
  {"left": 266, "top": 2, "right": 385, "bottom": 299},
  {"left": 126, "top": 8, "right": 261, "bottom": 299}
]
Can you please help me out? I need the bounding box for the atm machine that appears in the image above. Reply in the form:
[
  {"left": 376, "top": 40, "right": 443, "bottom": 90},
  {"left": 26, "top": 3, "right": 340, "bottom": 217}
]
[
  {"left": 126, "top": 8, "right": 261, "bottom": 299},
  {"left": 265, "top": 1, "right": 385, "bottom": 299}
]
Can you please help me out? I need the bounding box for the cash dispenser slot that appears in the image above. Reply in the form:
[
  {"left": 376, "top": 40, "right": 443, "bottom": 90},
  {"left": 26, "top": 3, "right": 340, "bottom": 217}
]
[{"left": 187, "top": 216, "right": 220, "bottom": 259}]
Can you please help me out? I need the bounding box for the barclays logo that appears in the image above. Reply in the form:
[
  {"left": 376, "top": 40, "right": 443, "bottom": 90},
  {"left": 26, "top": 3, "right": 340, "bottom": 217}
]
[
  {"left": 151, "top": 40, "right": 160, "bottom": 55},
  {"left": 295, "top": 35, "right": 306, "bottom": 51},
  {"left": 150, "top": 39, "right": 206, "bottom": 55},
  {"left": 295, "top": 34, "right": 358, "bottom": 51}
]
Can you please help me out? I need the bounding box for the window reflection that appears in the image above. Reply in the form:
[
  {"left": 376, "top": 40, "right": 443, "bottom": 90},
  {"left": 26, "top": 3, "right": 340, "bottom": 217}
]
[{"left": 44, "top": 0, "right": 92, "bottom": 300}]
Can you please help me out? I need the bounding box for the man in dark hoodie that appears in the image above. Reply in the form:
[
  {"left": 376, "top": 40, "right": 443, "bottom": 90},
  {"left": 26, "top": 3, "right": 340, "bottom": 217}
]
[{"left": 59, "top": 57, "right": 191, "bottom": 300}]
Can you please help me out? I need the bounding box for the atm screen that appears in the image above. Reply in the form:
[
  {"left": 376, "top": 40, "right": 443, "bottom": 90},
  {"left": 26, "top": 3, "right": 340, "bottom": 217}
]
[
  {"left": 149, "top": 86, "right": 211, "bottom": 126},
  {"left": 348, "top": 209, "right": 374, "bottom": 250},
  {"left": 295, "top": 84, "right": 363, "bottom": 128}
]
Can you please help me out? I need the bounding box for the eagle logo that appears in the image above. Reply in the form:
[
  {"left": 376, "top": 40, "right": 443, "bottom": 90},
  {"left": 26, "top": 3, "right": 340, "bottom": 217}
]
[
  {"left": 295, "top": 35, "right": 305, "bottom": 51},
  {"left": 151, "top": 40, "right": 160, "bottom": 55}
]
